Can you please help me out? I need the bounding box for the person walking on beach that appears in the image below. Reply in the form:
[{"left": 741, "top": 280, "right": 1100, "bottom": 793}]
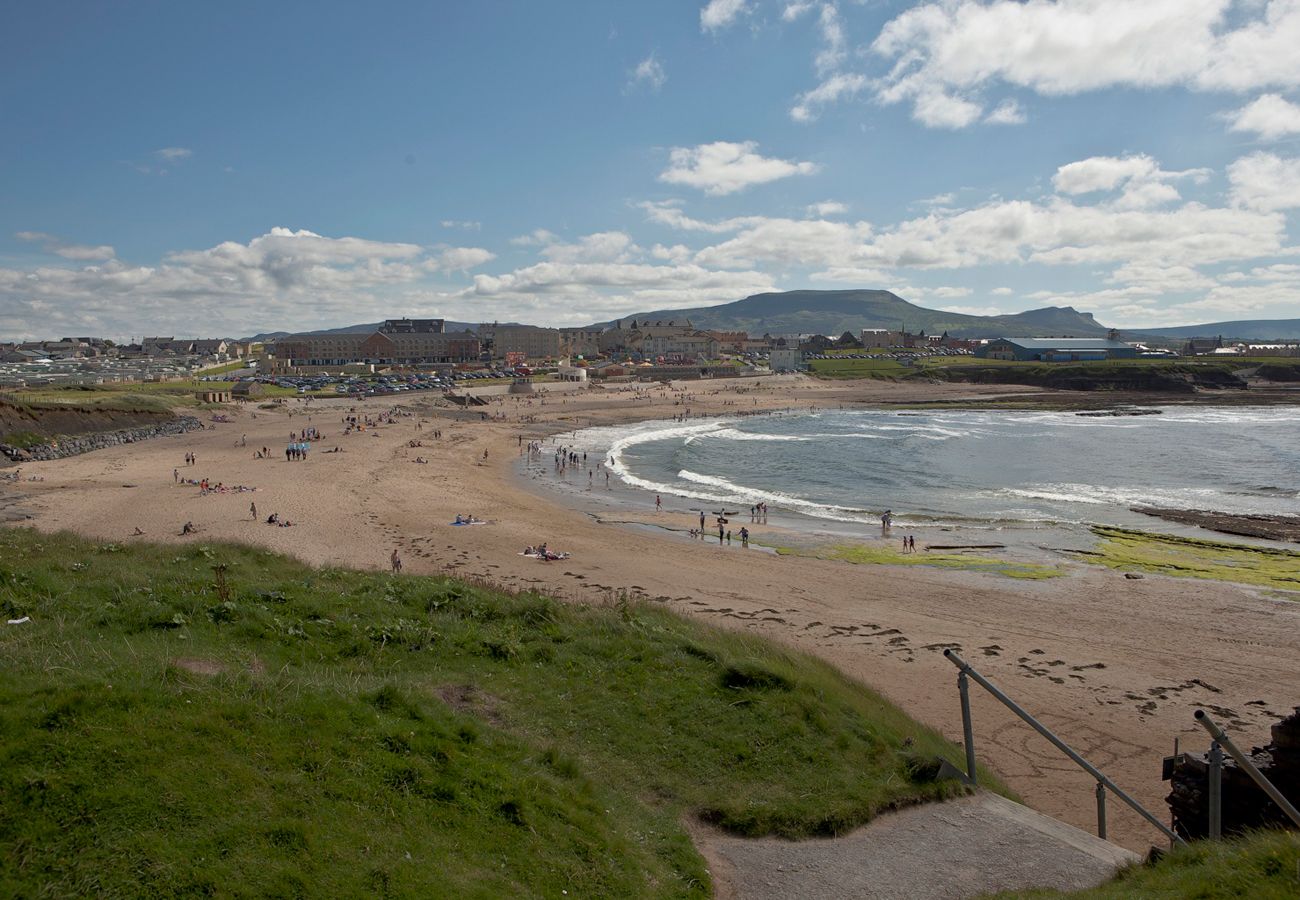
[
  {"left": 656, "top": 495, "right": 662, "bottom": 512},
  {"left": 390, "top": 549, "right": 402, "bottom": 573},
  {"left": 250, "top": 502, "right": 257, "bottom": 520},
  {"left": 173, "top": 467, "right": 179, "bottom": 483},
  {"left": 740, "top": 526, "right": 749, "bottom": 548}
]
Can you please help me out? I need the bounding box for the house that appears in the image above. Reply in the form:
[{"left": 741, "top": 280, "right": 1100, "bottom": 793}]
[
  {"left": 977, "top": 338, "right": 1138, "bottom": 362},
  {"left": 230, "top": 381, "right": 266, "bottom": 399}
]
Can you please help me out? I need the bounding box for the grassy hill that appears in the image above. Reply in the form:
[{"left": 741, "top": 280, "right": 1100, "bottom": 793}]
[
  {"left": 600, "top": 290, "right": 1110, "bottom": 338},
  {"left": 0, "top": 530, "right": 981, "bottom": 897}
]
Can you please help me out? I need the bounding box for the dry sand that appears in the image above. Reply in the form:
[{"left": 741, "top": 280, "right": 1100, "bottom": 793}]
[{"left": 7, "top": 374, "right": 1299, "bottom": 852}]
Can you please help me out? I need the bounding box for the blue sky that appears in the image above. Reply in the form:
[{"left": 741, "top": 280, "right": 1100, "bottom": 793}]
[{"left": 3, "top": 0, "right": 1300, "bottom": 339}]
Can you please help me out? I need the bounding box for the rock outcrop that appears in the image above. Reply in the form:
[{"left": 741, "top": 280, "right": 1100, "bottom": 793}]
[{"left": 1167, "top": 708, "right": 1300, "bottom": 840}]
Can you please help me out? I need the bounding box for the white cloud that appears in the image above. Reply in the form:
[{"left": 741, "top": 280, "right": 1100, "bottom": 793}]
[
  {"left": 1227, "top": 152, "right": 1300, "bottom": 211},
  {"left": 930, "top": 286, "right": 973, "bottom": 299},
  {"left": 436, "top": 246, "right": 496, "bottom": 270},
  {"left": 984, "top": 99, "right": 1026, "bottom": 125},
  {"left": 628, "top": 53, "right": 667, "bottom": 92},
  {"left": 1225, "top": 93, "right": 1300, "bottom": 140},
  {"left": 814, "top": 3, "right": 847, "bottom": 75},
  {"left": 806, "top": 200, "right": 848, "bottom": 217},
  {"left": 694, "top": 217, "right": 876, "bottom": 269},
  {"left": 510, "top": 228, "right": 558, "bottom": 246},
  {"left": 1052, "top": 155, "right": 1209, "bottom": 209},
  {"left": 938, "top": 304, "right": 1007, "bottom": 317},
  {"left": 782, "top": 2, "right": 815, "bottom": 22},
  {"left": 659, "top": 141, "right": 819, "bottom": 195},
  {"left": 911, "top": 89, "right": 984, "bottom": 129},
  {"left": 15, "top": 231, "right": 116, "bottom": 261},
  {"left": 790, "top": 72, "right": 868, "bottom": 122},
  {"left": 440, "top": 219, "right": 482, "bottom": 230},
  {"left": 700, "top": 0, "right": 749, "bottom": 33},
  {"left": 990, "top": 287, "right": 1014, "bottom": 296},
  {"left": 155, "top": 147, "right": 192, "bottom": 162},
  {"left": 465, "top": 260, "right": 775, "bottom": 325},
  {"left": 871, "top": 0, "right": 1300, "bottom": 128},
  {"left": 541, "top": 231, "right": 639, "bottom": 264}
]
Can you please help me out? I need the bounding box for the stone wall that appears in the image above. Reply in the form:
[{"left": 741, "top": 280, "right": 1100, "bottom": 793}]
[{"left": 1, "top": 416, "right": 204, "bottom": 462}]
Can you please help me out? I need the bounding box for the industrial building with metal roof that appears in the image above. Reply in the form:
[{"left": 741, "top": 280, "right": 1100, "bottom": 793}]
[{"left": 976, "top": 338, "right": 1139, "bottom": 362}]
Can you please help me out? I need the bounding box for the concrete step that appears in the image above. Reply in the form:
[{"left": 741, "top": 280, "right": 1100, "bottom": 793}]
[{"left": 697, "top": 791, "right": 1141, "bottom": 900}]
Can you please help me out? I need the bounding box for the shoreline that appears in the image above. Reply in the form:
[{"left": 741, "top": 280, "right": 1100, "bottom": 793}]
[{"left": 4, "top": 376, "right": 1300, "bottom": 851}]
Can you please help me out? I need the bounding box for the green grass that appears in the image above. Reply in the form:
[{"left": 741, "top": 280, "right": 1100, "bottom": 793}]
[
  {"left": 0, "top": 430, "right": 46, "bottom": 449},
  {"left": 1090, "top": 527, "right": 1300, "bottom": 593},
  {"left": 0, "top": 530, "right": 992, "bottom": 897},
  {"left": 774, "top": 542, "right": 1063, "bottom": 580},
  {"left": 992, "top": 830, "right": 1300, "bottom": 899}
]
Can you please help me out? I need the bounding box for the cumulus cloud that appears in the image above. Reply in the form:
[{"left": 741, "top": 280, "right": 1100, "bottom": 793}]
[
  {"left": 0, "top": 228, "right": 494, "bottom": 339},
  {"left": 436, "top": 246, "right": 496, "bottom": 270},
  {"left": 155, "top": 147, "right": 192, "bottom": 161},
  {"left": 15, "top": 231, "right": 115, "bottom": 261},
  {"left": 700, "top": 0, "right": 749, "bottom": 32},
  {"left": 871, "top": 0, "right": 1300, "bottom": 128},
  {"left": 540, "top": 231, "right": 640, "bottom": 264},
  {"left": 1225, "top": 93, "right": 1300, "bottom": 140},
  {"left": 659, "top": 141, "right": 819, "bottom": 195},
  {"left": 628, "top": 53, "right": 667, "bottom": 92},
  {"left": 1227, "top": 151, "right": 1300, "bottom": 211},
  {"left": 1052, "top": 155, "right": 1210, "bottom": 209}
]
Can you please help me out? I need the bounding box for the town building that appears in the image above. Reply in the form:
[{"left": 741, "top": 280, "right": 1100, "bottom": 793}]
[
  {"left": 768, "top": 348, "right": 805, "bottom": 372},
  {"left": 977, "top": 338, "right": 1138, "bottom": 362},
  {"left": 273, "top": 319, "right": 479, "bottom": 369},
  {"left": 480, "top": 324, "right": 561, "bottom": 361}
]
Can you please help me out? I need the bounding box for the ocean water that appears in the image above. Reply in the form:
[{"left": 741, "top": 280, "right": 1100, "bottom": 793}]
[{"left": 547, "top": 406, "right": 1300, "bottom": 538}]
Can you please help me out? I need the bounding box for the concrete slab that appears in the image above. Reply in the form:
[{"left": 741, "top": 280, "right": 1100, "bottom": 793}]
[{"left": 696, "top": 792, "right": 1141, "bottom": 900}]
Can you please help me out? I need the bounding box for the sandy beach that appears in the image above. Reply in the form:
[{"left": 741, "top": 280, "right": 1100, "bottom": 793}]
[{"left": 6, "top": 374, "right": 1299, "bottom": 851}]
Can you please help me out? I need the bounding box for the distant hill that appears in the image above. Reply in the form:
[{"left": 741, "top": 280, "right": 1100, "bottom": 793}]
[
  {"left": 595, "top": 289, "right": 1109, "bottom": 339},
  {"left": 237, "top": 292, "right": 1300, "bottom": 345},
  {"left": 245, "top": 321, "right": 486, "bottom": 342},
  {"left": 1127, "top": 319, "right": 1300, "bottom": 341}
]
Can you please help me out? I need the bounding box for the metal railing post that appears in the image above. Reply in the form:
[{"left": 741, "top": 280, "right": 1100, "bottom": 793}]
[
  {"left": 944, "top": 649, "right": 1185, "bottom": 846},
  {"left": 958, "top": 670, "right": 977, "bottom": 786},
  {"left": 1207, "top": 741, "right": 1223, "bottom": 840},
  {"left": 1195, "top": 710, "right": 1300, "bottom": 830},
  {"left": 1095, "top": 782, "right": 1107, "bottom": 840}
]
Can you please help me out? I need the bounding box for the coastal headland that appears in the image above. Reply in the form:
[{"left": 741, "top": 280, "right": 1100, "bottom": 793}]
[{"left": 4, "top": 374, "right": 1299, "bottom": 852}]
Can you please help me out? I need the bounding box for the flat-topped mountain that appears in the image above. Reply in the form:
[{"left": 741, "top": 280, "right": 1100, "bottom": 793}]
[{"left": 597, "top": 289, "right": 1109, "bottom": 338}]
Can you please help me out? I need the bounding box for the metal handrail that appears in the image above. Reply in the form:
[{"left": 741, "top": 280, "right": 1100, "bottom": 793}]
[
  {"left": 1195, "top": 709, "right": 1300, "bottom": 831},
  {"left": 944, "top": 649, "right": 1185, "bottom": 846}
]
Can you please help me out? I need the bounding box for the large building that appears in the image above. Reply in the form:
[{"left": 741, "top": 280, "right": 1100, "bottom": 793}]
[
  {"left": 480, "top": 324, "right": 561, "bottom": 361},
  {"left": 977, "top": 338, "right": 1138, "bottom": 362},
  {"left": 273, "top": 319, "right": 479, "bottom": 368}
]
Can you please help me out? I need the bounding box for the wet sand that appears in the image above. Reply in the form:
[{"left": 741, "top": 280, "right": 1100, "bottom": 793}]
[{"left": 6, "top": 374, "right": 1299, "bottom": 851}]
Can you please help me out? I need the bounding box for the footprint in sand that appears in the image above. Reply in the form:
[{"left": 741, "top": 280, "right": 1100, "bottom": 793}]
[{"left": 980, "top": 644, "right": 1003, "bottom": 657}]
